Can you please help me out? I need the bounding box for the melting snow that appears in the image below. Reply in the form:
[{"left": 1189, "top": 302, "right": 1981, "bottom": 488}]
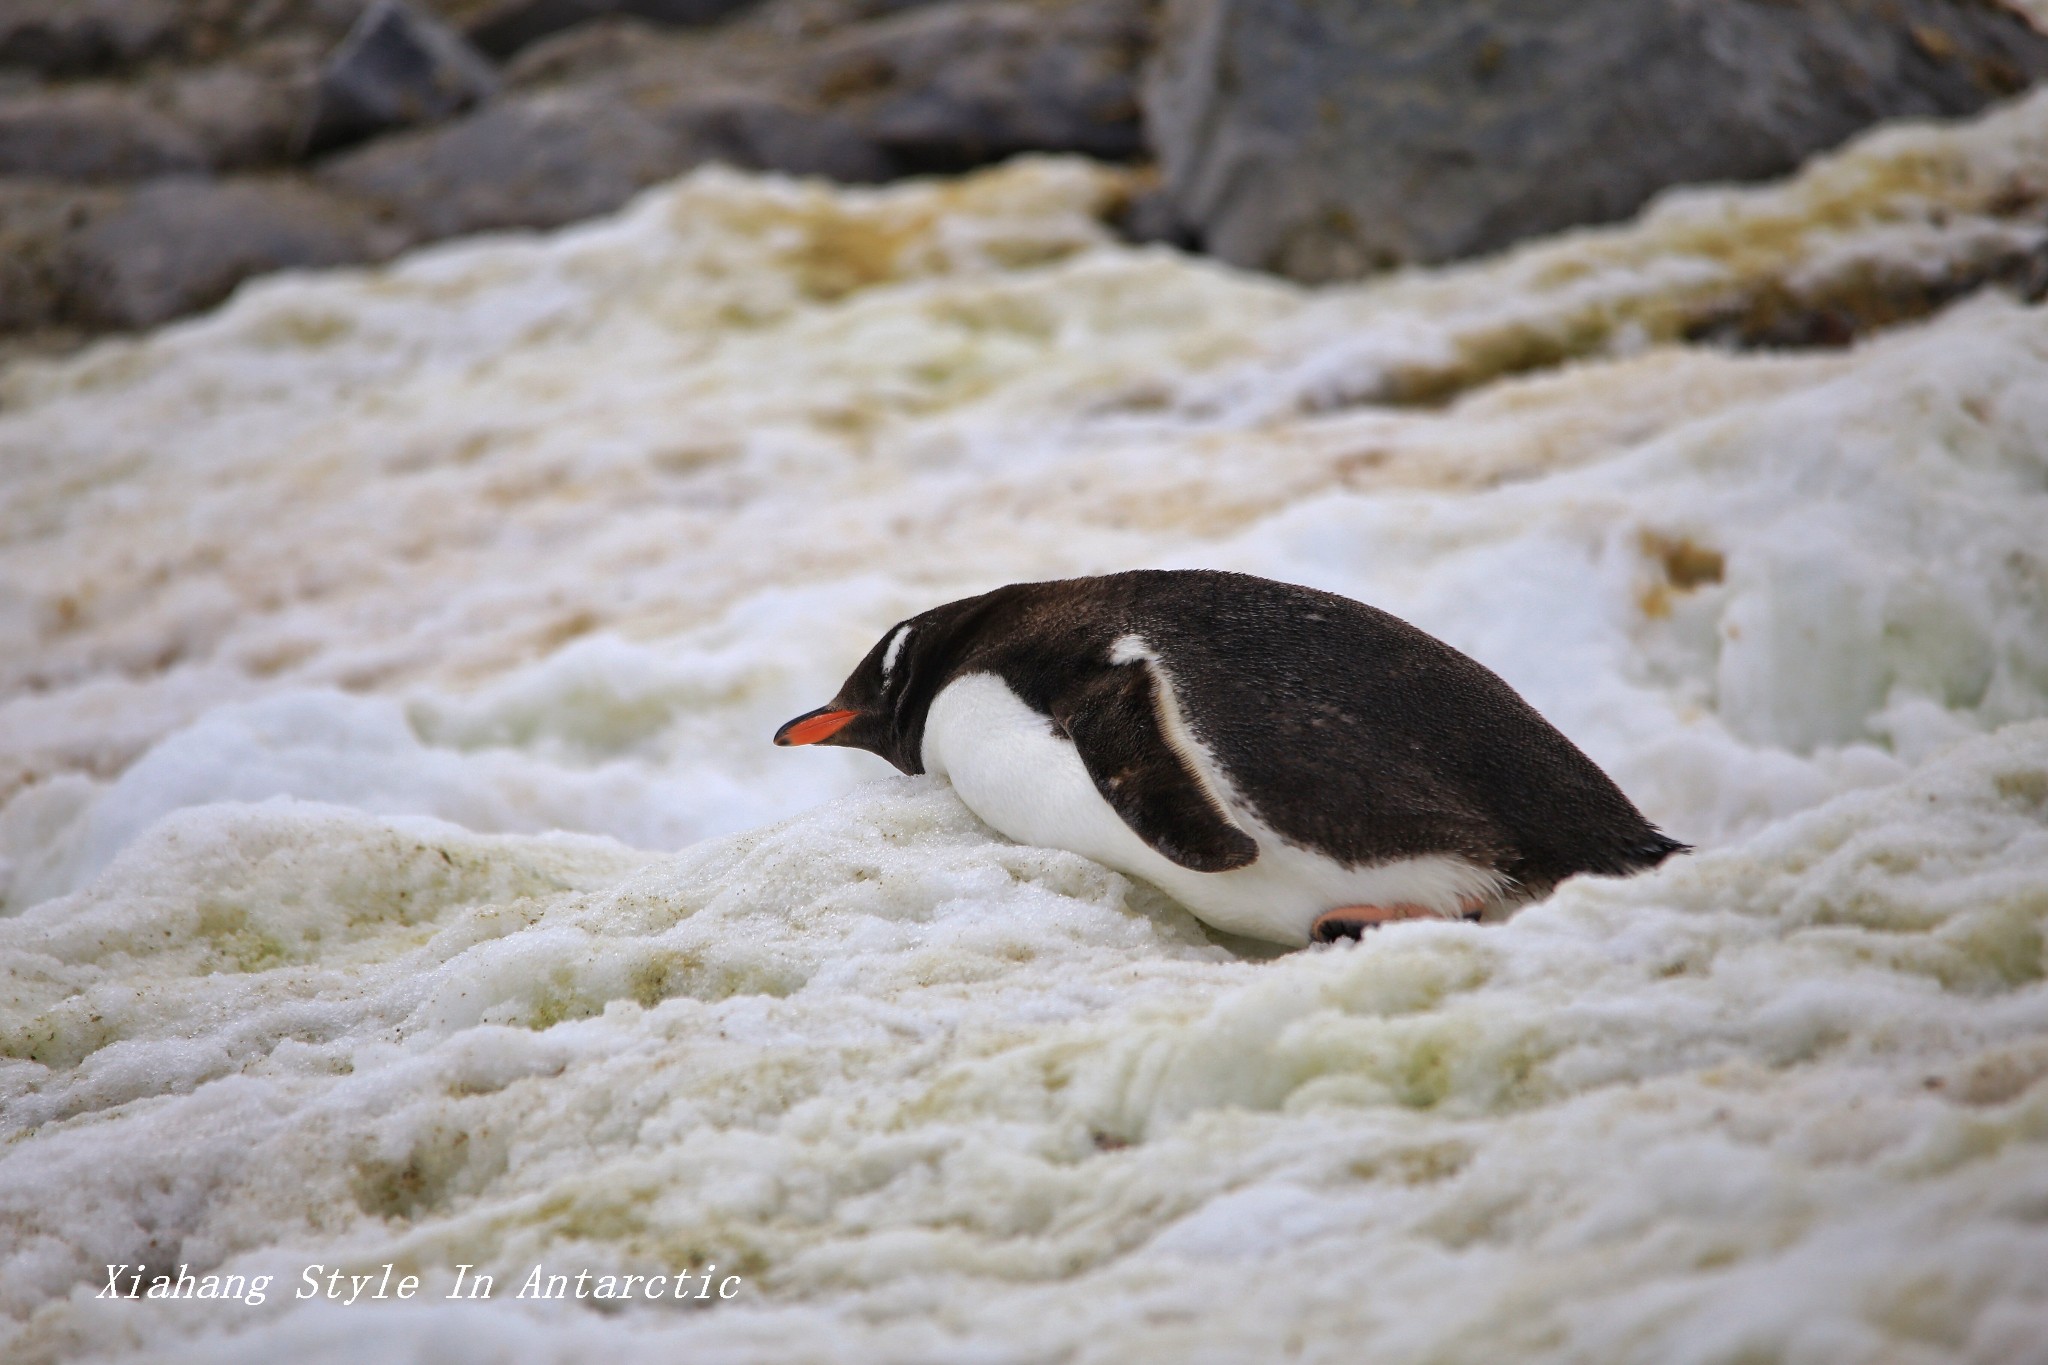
[{"left": 3, "top": 87, "right": 2048, "bottom": 1365}]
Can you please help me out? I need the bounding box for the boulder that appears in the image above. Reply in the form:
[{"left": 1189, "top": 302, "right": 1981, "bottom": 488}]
[
  {"left": 303, "top": 0, "right": 501, "bottom": 154},
  {"left": 1, "top": 0, "right": 1160, "bottom": 344},
  {"left": 0, "top": 42, "right": 326, "bottom": 182},
  {"left": 159, "top": 45, "right": 327, "bottom": 171},
  {"left": 323, "top": 0, "right": 1150, "bottom": 239},
  {"left": 1145, "top": 0, "right": 2048, "bottom": 282},
  {"left": 67, "top": 175, "right": 408, "bottom": 328},
  {"left": 660, "top": 90, "right": 894, "bottom": 181},
  {"left": 0, "top": 85, "right": 209, "bottom": 181},
  {"left": 800, "top": 0, "right": 1151, "bottom": 171},
  {"left": 465, "top": 0, "right": 761, "bottom": 57},
  {"left": 0, "top": 0, "right": 184, "bottom": 77},
  {"left": 0, "top": 181, "right": 125, "bottom": 332},
  {"left": 0, "top": 0, "right": 380, "bottom": 76},
  {"left": 318, "top": 85, "right": 696, "bottom": 235},
  {"left": 320, "top": 78, "right": 889, "bottom": 237}
]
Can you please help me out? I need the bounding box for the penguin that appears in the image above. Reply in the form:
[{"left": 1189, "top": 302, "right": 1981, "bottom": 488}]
[{"left": 775, "top": 570, "right": 1686, "bottom": 947}]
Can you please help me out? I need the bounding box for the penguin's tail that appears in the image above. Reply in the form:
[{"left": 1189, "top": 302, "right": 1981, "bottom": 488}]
[
  {"left": 1625, "top": 831, "right": 1690, "bottom": 871},
  {"left": 1513, "top": 823, "right": 1691, "bottom": 890}
]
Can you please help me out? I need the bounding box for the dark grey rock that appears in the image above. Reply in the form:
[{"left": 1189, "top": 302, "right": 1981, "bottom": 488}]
[
  {"left": 318, "top": 86, "right": 692, "bottom": 235},
  {"left": 1, "top": 0, "right": 1163, "bottom": 345},
  {"left": 501, "top": 14, "right": 690, "bottom": 86},
  {"left": 0, "top": 0, "right": 184, "bottom": 77},
  {"left": 0, "top": 0, "right": 377, "bottom": 76},
  {"left": 66, "top": 175, "right": 409, "bottom": 328},
  {"left": 0, "top": 181, "right": 124, "bottom": 331},
  {"left": 160, "top": 45, "right": 327, "bottom": 170},
  {"left": 659, "top": 90, "right": 894, "bottom": 181},
  {"left": 304, "top": 0, "right": 501, "bottom": 154},
  {"left": 0, "top": 173, "right": 408, "bottom": 333},
  {"left": 0, "top": 42, "right": 325, "bottom": 182},
  {"left": 0, "top": 85, "right": 208, "bottom": 181},
  {"left": 803, "top": 0, "right": 1151, "bottom": 171},
  {"left": 319, "top": 78, "right": 892, "bottom": 237},
  {"left": 466, "top": 0, "right": 761, "bottom": 57},
  {"left": 1146, "top": 0, "right": 2048, "bottom": 282}
]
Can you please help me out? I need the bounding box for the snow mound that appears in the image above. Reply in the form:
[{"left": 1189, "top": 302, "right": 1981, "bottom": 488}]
[{"left": 4, "top": 87, "right": 2048, "bottom": 1365}]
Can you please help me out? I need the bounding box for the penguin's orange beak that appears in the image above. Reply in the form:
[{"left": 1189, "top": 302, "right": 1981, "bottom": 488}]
[{"left": 775, "top": 707, "right": 860, "bottom": 746}]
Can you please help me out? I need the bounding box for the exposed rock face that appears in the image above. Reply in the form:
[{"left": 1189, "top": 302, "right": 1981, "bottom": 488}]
[
  {"left": 0, "top": 0, "right": 189, "bottom": 77},
  {"left": 65, "top": 176, "right": 410, "bottom": 328},
  {"left": 1, "top": 0, "right": 1162, "bottom": 347},
  {"left": 799, "top": 0, "right": 1151, "bottom": 171},
  {"left": 303, "top": 1, "right": 501, "bottom": 154},
  {"left": 0, "top": 46, "right": 321, "bottom": 181},
  {"left": 1145, "top": 0, "right": 2048, "bottom": 281},
  {"left": 464, "top": 0, "right": 761, "bottom": 57},
  {"left": 324, "top": 0, "right": 1146, "bottom": 236},
  {"left": 13, "top": 0, "right": 2042, "bottom": 351},
  {"left": 319, "top": 85, "right": 757, "bottom": 236},
  {"left": 0, "top": 84, "right": 209, "bottom": 181},
  {"left": 0, "top": 1, "right": 371, "bottom": 77},
  {"left": 0, "top": 182, "right": 124, "bottom": 333},
  {"left": 1, "top": 176, "right": 411, "bottom": 333}
]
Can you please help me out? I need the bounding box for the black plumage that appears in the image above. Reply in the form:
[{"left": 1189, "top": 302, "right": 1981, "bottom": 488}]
[{"left": 778, "top": 569, "right": 1685, "bottom": 907}]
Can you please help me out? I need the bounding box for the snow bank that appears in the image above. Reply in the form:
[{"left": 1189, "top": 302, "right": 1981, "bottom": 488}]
[{"left": 3, "top": 87, "right": 2047, "bottom": 1364}]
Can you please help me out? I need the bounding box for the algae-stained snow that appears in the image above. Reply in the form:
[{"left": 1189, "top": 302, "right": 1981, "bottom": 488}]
[{"left": 3, "top": 87, "right": 2048, "bottom": 1365}]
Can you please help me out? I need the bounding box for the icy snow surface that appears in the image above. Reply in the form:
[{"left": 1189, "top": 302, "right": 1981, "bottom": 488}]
[{"left": 4, "top": 88, "right": 2048, "bottom": 1365}]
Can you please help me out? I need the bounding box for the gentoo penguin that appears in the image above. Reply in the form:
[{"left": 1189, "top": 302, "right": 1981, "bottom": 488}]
[{"left": 775, "top": 570, "right": 1685, "bottom": 946}]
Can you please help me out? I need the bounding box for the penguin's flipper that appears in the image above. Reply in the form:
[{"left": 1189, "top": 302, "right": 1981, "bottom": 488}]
[{"left": 1052, "top": 665, "right": 1259, "bottom": 874}]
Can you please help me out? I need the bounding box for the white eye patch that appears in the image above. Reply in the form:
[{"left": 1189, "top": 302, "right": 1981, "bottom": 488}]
[
  {"left": 881, "top": 625, "right": 913, "bottom": 678},
  {"left": 1108, "top": 633, "right": 1160, "bottom": 666}
]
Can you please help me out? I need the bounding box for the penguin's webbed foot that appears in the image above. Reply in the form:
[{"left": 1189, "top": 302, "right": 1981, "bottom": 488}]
[{"left": 1311, "top": 901, "right": 1482, "bottom": 943}]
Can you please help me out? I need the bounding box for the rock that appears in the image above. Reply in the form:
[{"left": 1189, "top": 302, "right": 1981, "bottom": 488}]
[
  {"left": 328, "top": 0, "right": 1147, "bottom": 241},
  {"left": 0, "top": 174, "right": 406, "bottom": 333},
  {"left": 318, "top": 85, "right": 694, "bottom": 235},
  {"left": 321, "top": 79, "right": 887, "bottom": 236},
  {"left": 1145, "top": 0, "right": 2048, "bottom": 282},
  {"left": 0, "top": 85, "right": 209, "bottom": 182},
  {"left": 159, "top": 44, "right": 326, "bottom": 171},
  {"left": 66, "top": 175, "right": 408, "bottom": 328},
  {"left": 662, "top": 89, "right": 893, "bottom": 181},
  {"left": 303, "top": 0, "right": 501, "bottom": 154},
  {"left": 500, "top": 14, "right": 689, "bottom": 85},
  {"left": 0, "top": 0, "right": 184, "bottom": 77},
  {"left": 465, "top": 0, "right": 761, "bottom": 58},
  {"left": 1, "top": 0, "right": 1158, "bottom": 344},
  {"left": 0, "top": 42, "right": 327, "bottom": 182},
  {"left": 0, "top": 0, "right": 376, "bottom": 76},
  {"left": 0, "top": 181, "right": 124, "bottom": 332},
  {"left": 801, "top": 0, "right": 1151, "bottom": 171}
]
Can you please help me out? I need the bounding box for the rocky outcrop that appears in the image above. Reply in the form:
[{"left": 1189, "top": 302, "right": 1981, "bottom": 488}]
[
  {"left": 464, "top": 0, "right": 761, "bottom": 57},
  {"left": 303, "top": 1, "right": 501, "bottom": 154},
  {"left": 0, "top": 1, "right": 372, "bottom": 78},
  {"left": 796, "top": 0, "right": 1150, "bottom": 171},
  {"left": 0, "top": 46, "right": 320, "bottom": 181},
  {"left": 322, "top": 0, "right": 1147, "bottom": 237},
  {"left": 1145, "top": 0, "right": 2048, "bottom": 281},
  {"left": 64, "top": 176, "right": 411, "bottom": 328},
  {"left": 0, "top": 0, "right": 194, "bottom": 77},
  {"left": 315, "top": 87, "right": 660, "bottom": 237},
  {"left": 1, "top": 176, "right": 412, "bottom": 332},
  {"left": 7, "top": 0, "right": 2046, "bottom": 353},
  {"left": 1, "top": 0, "right": 1162, "bottom": 347}
]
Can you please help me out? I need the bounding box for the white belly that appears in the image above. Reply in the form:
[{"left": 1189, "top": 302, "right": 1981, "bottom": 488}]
[{"left": 920, "top": 673, "right": 1499, "bottom": 946}]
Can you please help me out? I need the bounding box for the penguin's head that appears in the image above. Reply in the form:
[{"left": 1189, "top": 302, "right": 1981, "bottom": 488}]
[{"left": 774, "top": 605, "right": 974, "bottom": 774}]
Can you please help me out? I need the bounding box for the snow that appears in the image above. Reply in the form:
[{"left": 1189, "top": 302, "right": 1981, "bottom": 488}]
[{"left": 3, "top": 87, "right": 2047, "bottom": 1364}]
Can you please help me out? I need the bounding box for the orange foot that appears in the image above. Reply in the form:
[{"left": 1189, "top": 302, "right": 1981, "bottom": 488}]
[{"left": 1311, "top": 899, "right": 1485, "bottom": 943}]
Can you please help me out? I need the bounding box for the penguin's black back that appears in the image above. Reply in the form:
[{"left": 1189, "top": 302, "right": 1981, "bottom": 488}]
[{"left": 916, "top": 570, "right": 1684, "bottom": 891}]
